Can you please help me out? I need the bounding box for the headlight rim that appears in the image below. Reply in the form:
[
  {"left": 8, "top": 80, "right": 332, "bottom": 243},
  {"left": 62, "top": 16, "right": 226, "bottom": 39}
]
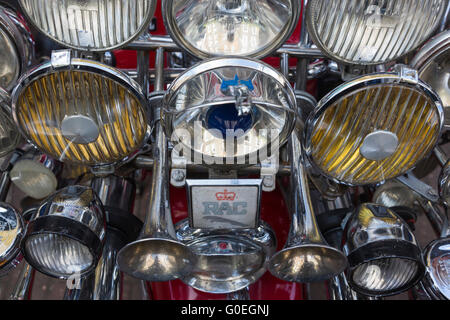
[
  {"left": 0, "top": 5, "right": 34, "bottom": 91},
  {"left": 11, "top": 58, "right": 152, "bottom": 168},
  {"left": 303, "top": 71, "right": 445, "bottom": 187},
  {"left": 162, "top": 0, "right": 301, "bottom": 60},
  {"left": 161, "top": 56, "right": 298, "bottom": 166},
  {"left": 411, "top": 29, "right": 450, "bottom": 73},
  {"left": 346, "top": 239, "right": 426, "bottom": 297},
  {"left": 18, "top": 0, "right": 157, "bottom": 52},
  {"left": 0, "top": 202, "right": 24, "bottom": 276},
  {"left": 0, "top": 87, "right": 21, "bottom": 158}
]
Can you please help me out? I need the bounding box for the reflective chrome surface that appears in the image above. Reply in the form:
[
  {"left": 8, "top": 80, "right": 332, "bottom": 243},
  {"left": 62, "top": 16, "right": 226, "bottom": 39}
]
[
  {"left": 176, "top": 219, "right": 276, "bottom": 294},
  {"left": 11, "top": 57, "right": 151, "bottom": 167},
  {"left": 118, "top": 123, "right": 194, "bottom": 281},
  {"left": 343, "top": 203, "right": 424, "bottom": 296},
  {"left": 65, "top": 227, "right": 125, "bottom": 300},
  {"left": 0, "top": 88, "right": 21, "bottom": 158},
  {"left": 422, "top": 237, "right": 450, "bottom": 300},
  {"left": 19, "top": 0, "right": 157, "bottom": 51},
  {"left": 412, "top": 29, "right": 450, "bottom": 129},
  {"left": 118, "top": 49, "right": 194, "bottom": 281},
  {"left": 0, "top": 6, "right": 34, "bottom": 90},
  {"left": 34, "top": 185, "right": 105, "bottom": 237},
  {"left": 23, "top": 185, "right": 106, "bottom": 279},
  {"left": 163, "top": 0, "right": 300, "bottom": 59},
  {"left": 0, "top": 202, "right": 23, "bottom": 276},
  {"left": 268, "top": 132, "right": 348, "bottom": 283},
  {"left": 162, "top": 57, "right": 296, "bottom": 165}
]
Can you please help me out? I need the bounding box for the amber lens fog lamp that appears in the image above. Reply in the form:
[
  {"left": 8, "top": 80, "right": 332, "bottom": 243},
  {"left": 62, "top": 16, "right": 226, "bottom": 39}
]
[
  {"left": 304, "top": 66, "right": 443, "bottom": 185},
  {"left": 11, "top": 53, "right": 150, "bottom": 168}
]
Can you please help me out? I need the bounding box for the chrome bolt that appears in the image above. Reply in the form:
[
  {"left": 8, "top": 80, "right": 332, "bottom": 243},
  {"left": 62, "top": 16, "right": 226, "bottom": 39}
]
[{"left": 171, "top": 170, "right": 185, "bottom": 182}]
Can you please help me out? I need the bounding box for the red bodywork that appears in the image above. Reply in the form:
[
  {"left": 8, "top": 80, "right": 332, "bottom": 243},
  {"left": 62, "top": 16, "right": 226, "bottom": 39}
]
[{"left": 114, "top": 1, "right": 310, "bottom": 300}]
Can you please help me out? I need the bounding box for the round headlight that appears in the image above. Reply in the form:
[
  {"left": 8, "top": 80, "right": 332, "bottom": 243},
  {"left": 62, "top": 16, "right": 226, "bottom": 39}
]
[
  {"left": 19, "top": 0, "right": 156, "bottom": 51},
  {"left": 304, "top": 68, "right": 443, "bottom": 185},
  {"left": 0, "top": 88, "right": 21, "bottom": 158},
  {"left": 162, "top": 0, "right": 300, "bottom": 59},
  {"left": 10, "top": 152, "right": 60, "bottom": 199},
  {"left": 412, "top": 30, "right": 450, "bottom": 130},
  {"left": 306, "top": 0, "right": 448, "bottom": 65},
  {"left": 0, "top": 202, "right": 24, "bottom": 276},
  {"left": 11, "top": 57, "right": 150, "bottom": 167},
  {"left": 163, "top": 57, "right": 296, "bottom": 165},
  {"left": 22, "top": 185, "right": 105, "bottom": 279},
  {"left": 422, "top": 237, "right": 450, "bottom": 300},
  {"left": 343, "top": 203, "right": 425, "bottom": 297},
  {"left": 0, "top": 6, "right": 34, "bottom": 90}
]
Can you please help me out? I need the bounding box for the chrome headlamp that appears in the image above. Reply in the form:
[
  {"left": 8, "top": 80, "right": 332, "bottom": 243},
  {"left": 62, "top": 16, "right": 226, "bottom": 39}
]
[
  {"left": 422, "top": 237, "right": 450, "bottom": 300},
  {"left": 22, "top": 185, "right": 106, "bottom": 279},
  {"left": 412, "top": 30, "right": 450, "bottom": 130},
  {"left": 306, "top": 0, "right": 448, "bottom": 65},
  {"left": 0, "top": 203, "right": 24, "bottom": 276},
  {"left": 163, "top": 57, "right": 296, "bottom": 166},
  {"left": 304, "top": 66, "right": 444, "bottom": 185},
  {"left": 11, "top": 53, "right": 150, "bottom": 169},
  {"left": 19, "top": 0, "right": 156, "bottom": 51},
  {"left": 0, "top": 5, "right": 34, "bottom": 90},
  {"left": 343, "top": 203, "right": 425, "bottom": 297},
  {"left": 0, "top": 88, "right": 21, "bottom": 158},
  {"left": 162, "top": 0, "right": 300, "bottom": 59}
]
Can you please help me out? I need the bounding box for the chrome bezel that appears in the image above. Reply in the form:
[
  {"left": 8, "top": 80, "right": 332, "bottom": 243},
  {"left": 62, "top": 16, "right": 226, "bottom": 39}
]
[
  {"left": 162, "top": 0, "right": 301, "bottom": 59},
  {"left": 0, "top": 87, "right": 21, "bottom": 158},
  {"left": 175, "top": 218, "right": 276, "bottom": 294},
  {"left": 0, "top": 6, "right": 34, "bottom": 91},
  {"left": 422, "top": 237, "right": 450, "bottom": 300},
  {"left": 18, "top": 0, "right": 157, "bottom": 52},
  {"left": 162, "top": 56, "right": 297, "bottom": 166},
  {"left": 11, "top": 58, "right": 152, "bottom": 168},
  {"left": 303, "top": 72, "right": 445, "bottom": 186},
  {"left": 411, "top": 29, "right": 450, "bottom": 72},
  {"left": 306, "top": 0, "right": 449, "bottom": 66},
  {"left": 0, "top": 202, "right": 24, "bottom": 275}
]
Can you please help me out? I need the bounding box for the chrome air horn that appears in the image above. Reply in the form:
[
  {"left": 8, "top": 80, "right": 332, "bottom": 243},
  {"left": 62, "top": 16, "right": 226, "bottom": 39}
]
[
  {"left": 117, "top": 48, "right": 194, "bottom": 281},
  {"left": 268, "top": 131, "right": 348, "bottom": 282},
  {"left": 268, "top": 52, "right": 347, "bottom": 283}
]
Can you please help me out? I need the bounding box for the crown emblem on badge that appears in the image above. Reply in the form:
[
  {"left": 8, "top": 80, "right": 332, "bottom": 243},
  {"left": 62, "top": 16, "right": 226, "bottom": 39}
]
[{"left": 215, "top": 190, "right": 236, "bottom": 201}]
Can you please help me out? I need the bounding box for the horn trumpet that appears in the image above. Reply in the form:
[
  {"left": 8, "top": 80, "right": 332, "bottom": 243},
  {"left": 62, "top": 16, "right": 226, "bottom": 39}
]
[
  {"left": 268, "top": 131, "right": 348, "bottom": 282},
  {"left": 117, "top": 48, "right": 194, "bottom": 281}
]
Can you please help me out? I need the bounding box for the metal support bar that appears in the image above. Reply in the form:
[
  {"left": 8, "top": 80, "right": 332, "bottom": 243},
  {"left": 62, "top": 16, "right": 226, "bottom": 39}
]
[{"left": 125, "top": 37, "right": 325, "bottom": 58}]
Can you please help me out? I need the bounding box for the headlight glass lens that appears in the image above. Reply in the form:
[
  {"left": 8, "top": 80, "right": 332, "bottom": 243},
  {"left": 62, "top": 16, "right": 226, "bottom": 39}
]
[
  {"left": 164, "top": 58, "right": 296, "bottom": 164},
  {"left": 164, "top": 0, "right": 299, "bottom": 58},
  {"left": 12, "top": 60, "right": 149, "bottom": 166},
  {"left": 25, "top": 233, "right": 93, "bottom": 277},
  {"left": 306, "top": 75, "right": 442, "bottom": 185},
  {"left": 307, "top": 0, "right": 447, "bottom": 65},
  {"left": 0, "top": 89, "right": 20, "bottom": 158},
  {"left": 352, "top": 258, "right": 420, "bottom": 292},
  {"left": 19, "top": 0, "right": 156, "bottom": 51},
  {"left": 10, "top": 159, "right": 58, "bottom": 199}
]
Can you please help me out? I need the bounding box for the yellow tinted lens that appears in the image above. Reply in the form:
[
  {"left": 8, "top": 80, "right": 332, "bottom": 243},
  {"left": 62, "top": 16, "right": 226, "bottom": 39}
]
[
  {"left": 16, "top": 70, "right": 147, "bottom": 165},
  {"left": 310, "top": 84, "right": 440, "bottom": 185}
]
